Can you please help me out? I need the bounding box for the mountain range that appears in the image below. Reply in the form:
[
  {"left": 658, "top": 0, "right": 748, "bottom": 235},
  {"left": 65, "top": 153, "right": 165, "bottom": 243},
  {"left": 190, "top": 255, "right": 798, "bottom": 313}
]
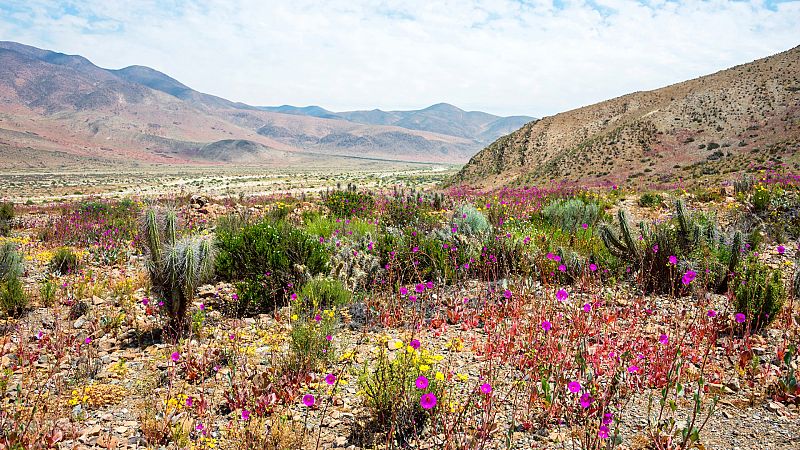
[
  {"left": 0, "top": 41, "right": 532, "bottom": 170},
  {"left": 453, "top": 45, "right": 800, "bottom": 188}
]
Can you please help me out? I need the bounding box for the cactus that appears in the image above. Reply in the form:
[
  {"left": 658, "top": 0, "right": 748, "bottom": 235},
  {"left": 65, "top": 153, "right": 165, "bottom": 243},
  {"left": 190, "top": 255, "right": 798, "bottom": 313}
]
[
  {"left": 599, "top": 209, "right": 640, "bottom": 262},
  {"left": 141, "top": 206, "right": 216, "bottom": 337}
]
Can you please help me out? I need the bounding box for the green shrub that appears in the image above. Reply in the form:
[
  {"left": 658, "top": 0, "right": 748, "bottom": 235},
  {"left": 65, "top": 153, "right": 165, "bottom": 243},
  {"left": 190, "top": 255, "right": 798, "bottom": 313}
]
[
  {"left": 638, "top": 192, "right": 664, "bottom": 208},
  {"left": 733, "top": 257, "right": 785, "bottom": 331},
  {"left": 0, "top": 243, "right": 26, "bottom": 317},
  {"left": 541, "top": 198, "right": 602, "bottom": 233},
  {"left": 39, "top": 279, "right": 57, "bottom": 307},
  {"left": 48, "top": 247, "right": 81, "bottom": 275},
  {"left": 283, "top": 309, "right": 336, "bottom": 375},
  {"left": 141, "top": 207, "right": 216, "bottom": 336},
  {"left": 216, "top": 220, "right": 329, "bottom": 313},
  {"left": 752, "top": 185, "right": 771, "bottom": 213},
  {"left": 452, "top": 203, "right": 491, "bottom": 236},
  {"left": 0, "top": 202, "right": 13, "bottom": 222},
  {"left": 296, "top": 277, "right": 351, "bottom": 313},
  {"left": 323, "top": 190, "right": 375, "bottom": 218}
]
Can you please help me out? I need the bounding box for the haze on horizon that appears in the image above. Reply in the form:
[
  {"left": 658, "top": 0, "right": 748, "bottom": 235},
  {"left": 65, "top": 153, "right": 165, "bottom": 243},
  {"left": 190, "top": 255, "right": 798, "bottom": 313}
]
[{"left": 0, "top": 0, "right": 798, "bottom": 118}]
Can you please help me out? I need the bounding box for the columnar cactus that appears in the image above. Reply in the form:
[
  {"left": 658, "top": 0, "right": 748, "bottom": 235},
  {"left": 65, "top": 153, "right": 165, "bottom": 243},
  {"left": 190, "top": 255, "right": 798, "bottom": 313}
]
[{"left": 141, "top": 206, "right": 216, "bottom": 337}]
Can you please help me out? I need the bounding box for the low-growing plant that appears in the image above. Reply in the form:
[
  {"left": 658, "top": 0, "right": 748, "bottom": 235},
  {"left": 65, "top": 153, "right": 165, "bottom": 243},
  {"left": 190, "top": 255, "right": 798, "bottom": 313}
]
[
  {"left": 451, "top": 203, "right": 491, "bottom": 236},
  {"left": 733, "top": 256, "right": 785, "bottom": 331},
  {"left": 542, "top": 197, "right": 602, "bottom": 233},
  {"left": 48, "top": 247, "right": 81, "bottom": 275},
  {"left": 638, "top": 192, "right": 664, "bottom": 208},
  {"left": 0, "top": 242, "right": 26, "bottom": 317}
]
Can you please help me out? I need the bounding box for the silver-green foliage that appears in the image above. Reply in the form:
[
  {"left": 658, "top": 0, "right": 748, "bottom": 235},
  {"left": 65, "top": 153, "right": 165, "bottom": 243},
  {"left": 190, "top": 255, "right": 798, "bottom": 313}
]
[
  {"left": 452, "top": 203, "right": 491, "bottom": 236},
  {"left": 141, "top": 206, "right": 216, "bottom": 333},
  {"left": 0, "top": 242, "right": 26, "bottom": 316}
]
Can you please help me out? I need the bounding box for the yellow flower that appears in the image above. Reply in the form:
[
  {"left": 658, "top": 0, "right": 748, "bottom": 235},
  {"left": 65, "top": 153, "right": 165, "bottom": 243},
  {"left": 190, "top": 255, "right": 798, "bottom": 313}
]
[
  {"left": 435, "top": 371, "right": 445, "bottom": 381},
  {"left": 291, "top": 314, "right": 298, "bottom": 321},
  {"left": 456, "top": 373, "right": 468, "bottom": 382},
  {"left": 419, "top": 364, "right": 430, "bottom": 372}
]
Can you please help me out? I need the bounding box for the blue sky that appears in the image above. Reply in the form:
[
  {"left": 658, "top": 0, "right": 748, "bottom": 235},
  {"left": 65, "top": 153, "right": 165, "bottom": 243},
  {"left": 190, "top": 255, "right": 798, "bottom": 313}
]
[{"left": 0, "top": 1, "right": 798, "bottom": 117}]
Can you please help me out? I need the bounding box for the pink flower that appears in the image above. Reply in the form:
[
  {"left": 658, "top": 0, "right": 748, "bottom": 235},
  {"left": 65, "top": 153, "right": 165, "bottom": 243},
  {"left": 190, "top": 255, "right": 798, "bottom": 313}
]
[
  {"left": 186, "top": 397, "right": 193, "bottom": 407},
  {"left": 556, "top": 289, "right": 569, "bottom": 302},
  {"left": 302, "top": 394, "right": 315, "bottom": 407},
  {"left": 735, "top": 313, "right": 746, "bottom": 323},
  {"left": 415, "top": 283, "right": 425, "bottom": 293},
  {"left": 627, "top": 365, "right": 639, "bottom": 373},
  {"left": 425, "top": 281, "right": 434, "bottom": 289},
  {"left": 568, "top": 381, "right": 581, "bottom": 393},
  {"left": 84, "top": 337, "right": 92, "bottom": 344},
  {"left": 480, "top": 383, "right": 492, "bottom": 395},
  {"left": 409, "top": 295, "right": 417, "bottom": 302},
  {"left": 314, "top": 314, "right": 322, "bottom": 322},
  {"left": 558, "top": 264, "right": 566, "bottom": 272},
  {"left": 658, "top": 334, "right": 669, "bottom": 345},
  {"left": 668, "top": 255, "right": 678, "bottom": 265},
  {"left": 598, "top": 425, "right": 610, "bottom": 439},
  {"left": 36, "top": 331, "right": 44, "bottom": 340},
  {"left": 412, "top": 246, "right": 419, "bottom": 253},
  {"left": 541, "top": 320, "right": 552, "bottom": 331},
  {"left": 241, "top": 409, "right": 250, "bottom": 420},
  {"left": 503, "top": 289, "right": 512, "bottom": 299},
  {"left": 410, "top": 339, "right": 421, "bottom": 350},
  {"left": 420, "top": 393, "right": 437, "bottom": 409},
  {"left": 652, "top": 244, "right": 659, "bottom": 253},
  {"left": 583, "top": 303, "right": 592, "bottom": 313},
  {"left": 171, "top": 351, "right": 180, "bottom": 362},
  {"left": 141, "top": 298, "right": 149, "bottom": 306},
  {"left": 603, "top": 413, "right": 613, "bottom": 425},
  {"left": 579, "top": 393, "right": 593, "bottom": 408},
  {"left": 415, "top": 375, "right": 429, "bottom": 389},
  {"left": 290, "top": 293, "right": 297, "bottom": 301},
  {"left": 325, "top": 373, "right": 336, "bottom": 385},
  {"left": 582, "top": 223, "right": 589, "bottom": 230},
  {"left": 681, "top": 270, "right": 696, "bottom": 285},
  {"left": 777, "top": 245, "right": 785, "bottom": 255},
  {"left": 400, "top": 287, "right": 408, "bottom": 296},
  {"left": 589, "top": 263, "right": 597, "bottom": 272},
  {"left": 707, "top": 309, "right": 717, "bottom": 318},
  {"left": 325, "top": 334, "right": 332, "bottom": 341}
]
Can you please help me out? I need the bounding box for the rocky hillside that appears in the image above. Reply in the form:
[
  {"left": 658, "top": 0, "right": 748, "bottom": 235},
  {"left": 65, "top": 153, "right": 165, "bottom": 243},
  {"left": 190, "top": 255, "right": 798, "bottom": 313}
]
[{"left": 453, "top": 45, "right": 800, "bottom": 188}]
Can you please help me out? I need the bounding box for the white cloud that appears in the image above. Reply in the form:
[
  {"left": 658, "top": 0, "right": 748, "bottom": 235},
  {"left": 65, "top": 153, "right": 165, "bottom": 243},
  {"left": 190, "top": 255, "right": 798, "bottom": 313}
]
[{"left": 0, "top": 0, "right": 797, "bottom": 116}]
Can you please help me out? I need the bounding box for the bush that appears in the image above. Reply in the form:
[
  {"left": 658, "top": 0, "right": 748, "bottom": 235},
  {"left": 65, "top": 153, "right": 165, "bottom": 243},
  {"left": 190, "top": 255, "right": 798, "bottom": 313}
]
[
  {"left": 541, "top": 198, "right": 602, "bottom": 233},
  {"left": 733, "top": 257, "right": 785, "bottom": 331},
  {"left": 323, "top": 190, "right": 375, "bottom": 218},
  {"left": 0, "top": 202, "right": 12, "bottom": 237},
  {"left": 296, "top": 277, "right": 351, "bottom": 313},
  {"left": 216, "top": 220, "right": 329, "bottom": 313},
  {"left": 638, "top": 192, "right": 664, "bottom": 208},
  {"left": 0, "top": 242, "right": 26, "bottom": 317},
  {"left": 283, "top": 308, "right": 336, "bottom": 375},
  {"left": 48, "top": 247, "right": 81, "bottom": 275},
  {"left": 752, "top": 185, "right": 771, "bottom": 213},
  {"left": 451, "top": 203, "right": 491, "bottom": 236}
]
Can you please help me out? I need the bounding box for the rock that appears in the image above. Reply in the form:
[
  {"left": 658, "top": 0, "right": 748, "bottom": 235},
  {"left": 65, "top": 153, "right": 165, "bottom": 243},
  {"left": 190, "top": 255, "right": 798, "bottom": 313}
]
[
  {"left": 335, "top": 436, "right": 348, "bottom": 447},
  {"left": 73, "top": 317, "right": 87, "bottom": 329},
  {"left": 92, "top": 295, "right": 104, "bottom": 306},
  {"left": 767, "top": 401, "right": 784, "bottom": 413},
  {"left": 80, "top": 424, "right": 102, "bottom": 437}
]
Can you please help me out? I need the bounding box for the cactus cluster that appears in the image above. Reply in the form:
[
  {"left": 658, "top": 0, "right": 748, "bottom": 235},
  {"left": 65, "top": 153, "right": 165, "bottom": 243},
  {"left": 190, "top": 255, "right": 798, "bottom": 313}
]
[
  {"left": 141, "top": 206, "right": 216, "bottom": 336},
  {"left": 331, "top": 235, "right": 384, "bottom": 292},
  {"left": 600, "top": 200, "right": 744, "bottom": 294},
  {"left": 733, "top": 174, "right": 755, "bottom": 195}
]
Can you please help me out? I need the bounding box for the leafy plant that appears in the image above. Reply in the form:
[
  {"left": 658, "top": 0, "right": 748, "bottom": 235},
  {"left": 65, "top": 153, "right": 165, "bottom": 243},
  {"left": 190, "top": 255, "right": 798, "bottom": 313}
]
[
  {"left": 323, "top": 190, "right": 375, "bottom": 218},
  {"left": 733, "top": 256, "right": 785, "bottom": 331},
  {"left": 0, "top": 202, "right": 12, "bottom": 237},
  {"left": 0, "top": 242, "right": 26, "bottom": 317},
  {"left": 452, "top": 203, "right": 491, "bottom": 236},
  {"left": 216, "top": 220, "right": 329, "bottom": 313},
  {"left": 542, "top": 198, "right": 602, "bottom": 233},
  {"left": 638, "top": 192, "right": 663, "bottom": 208}
]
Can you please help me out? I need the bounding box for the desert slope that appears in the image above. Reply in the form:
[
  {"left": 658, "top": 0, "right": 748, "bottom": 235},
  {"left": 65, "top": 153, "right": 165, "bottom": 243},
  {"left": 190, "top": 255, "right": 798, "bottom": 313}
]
[{"left": 453, "top": 45, "right": 800, "bottom": 188}]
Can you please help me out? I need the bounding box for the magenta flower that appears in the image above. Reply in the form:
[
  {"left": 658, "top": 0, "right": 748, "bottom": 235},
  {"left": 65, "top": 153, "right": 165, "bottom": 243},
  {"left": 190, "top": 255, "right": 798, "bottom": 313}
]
[
  {"left": 410, "top": 339, "right": 421, "bottom": 350},
  {"left": 325, "top": 373, "right": 336, "bottom": 385},
  {"left": 652, "top": 244, "right": 659, "bottom": 253},
  {"left": 558, "top": 264, "right": 566, "bottom": 272},
  {"left": 658, "top": 334, "right": 669, "bottom": 345},
  {"left": 556, "top": 289, "right": 569, "bottom": 302},
  {"left": 568, "top": 381, "right": 581, "bottom": 393},
  {"left": 583, "top": 303, "right": 592, "bottom": 313},
  {"left": 415, "top": 283, "right": 425, "bottom": 293},
  {"left": 36, "top": 331, "right": 44, "bottom": 340},
  {"left": 707, "top": 309, "right": 717, "bottom": 318},
  {"left": 412, "top": 246, "right": 419, "bottom": 253},
  {"left": 627, "top": 365, "right": 639, "bottom": 373},
  {"left": 409, "top": 295, "right": 417, "bottom": 302},
  {"left": 603, "top": 413, "right": 613, "bottom": 425},
  {"left": 681, "top": 270, "right": 696, "bottom": 285},
  {"left": 314, "top": 314, "right": 322, "bottom": 322},
  {"left": 420, "top": 393, "right": 437, "bottom": 409},
  {"left": 186, "top": 397, "right": 193, "bottom": 407},
  {"left": 84, "top": 337, "right": 92, "bottom": 344},
  {"left": 290, "top": 293, "right": 297, "bottom": 301},
  {"left": 541, "top": 320, "right": 552, "bottom": 331},
  {"left": 735, "top": 312, "right": 746, "bottom": 323},
  {"left": 141, "top": 298, "right": 149, "bottom": 306},
  {"left": 579, "top": 393, "right": 593, "bottom": 408},
  {"left": 171, "top": 351, "right": 180, "bottom": 362},
  {"left": 425, "top": 281, "right": 434, "bottom": 289},
  {"left": 400, "top": 287, "right": 408, "bottom": 296},
  {"left": 302, "top": 394, "right": 315, "bottom": 407},
  {"left": 503, "top": 289, "right": 512, "bottom": 299},
  {"left": 598, "top": 425, "right": 610, "bottom": 439},
  {"left": 582, "top": 223, "right": 589, "bottom": 230},
  {"left": 241, "top": 409, "right": 250, "bottom": 420},
  {"left": 415, "top": 375, "right": 429, "bottom": 390},
  {"left": 325, "top": 334, "right": 333, "bottom": 341},
  {"left": 777, "top": 245, "right": 785, "bottom": 255},
  {"left": 668, "top": 255, "right": 678, "bottom": 265},
  {"left": 589, "top": 263, "right": 597, "bottom": 272},
  {"left": 480, "top": 383, "right": 492, "bottom": 395}
]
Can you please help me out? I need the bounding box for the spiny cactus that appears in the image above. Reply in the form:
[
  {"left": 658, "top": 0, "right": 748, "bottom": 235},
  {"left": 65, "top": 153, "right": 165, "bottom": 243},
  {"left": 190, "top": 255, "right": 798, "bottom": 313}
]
[
  {"left": 141, "top": 206, "right": 216, "bottom": 337},
  {"left": 734, "top": 174, "right": 754, "bottom": 195},
  {"left": 599, "top": 209, "right": 640, "bottom": 262}
]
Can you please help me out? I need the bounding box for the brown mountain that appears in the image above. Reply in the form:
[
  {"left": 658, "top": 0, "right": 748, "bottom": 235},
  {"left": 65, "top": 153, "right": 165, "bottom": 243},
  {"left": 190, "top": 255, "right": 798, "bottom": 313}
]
[
  {"left": 0, "top": 41, "right": 509, "bottom": 169},
  {"left": 453, "top": 45, "right": 800, "bottom": 188}
]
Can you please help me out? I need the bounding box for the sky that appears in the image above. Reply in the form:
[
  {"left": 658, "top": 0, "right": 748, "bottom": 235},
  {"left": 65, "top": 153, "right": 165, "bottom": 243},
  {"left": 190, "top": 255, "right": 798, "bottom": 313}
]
[{"left": 0, "top": 0, "right": 798, "bottom": 117}]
